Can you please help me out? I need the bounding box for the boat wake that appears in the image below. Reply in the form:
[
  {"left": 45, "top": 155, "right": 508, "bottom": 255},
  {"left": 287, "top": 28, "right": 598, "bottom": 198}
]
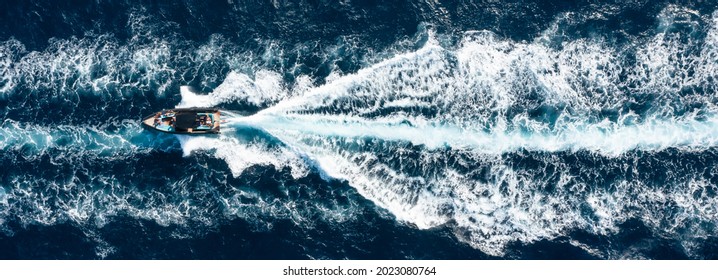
[
  {"left": 3, "top": 4, "right": 718, "bottom": 259},
  {"left": 175, "top": 9, "right": 718, "bottom": 257}
]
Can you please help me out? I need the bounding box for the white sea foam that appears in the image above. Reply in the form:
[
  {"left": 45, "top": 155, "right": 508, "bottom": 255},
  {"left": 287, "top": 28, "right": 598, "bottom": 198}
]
[
  {"left": 0, "top": 9, "right": 376, "bottom": 257},
  {"left": 0, "top": 187, "right": 7, "bottom": 229},
  {"left": 176, "top": 7, "right": 718, "bottom": 257},
  {"left": 233, "top": 112, "right": 718, "bottom": 156},
  {"left": 3, "top": 4, "right": 716, "bottom": 258},
  {"left": 0, "top": 119, "right": 162, "bottom": 160},
  {"left": 176, "top": 133, "right": 310, "bottom": 179},
  {"left": 176, "top": 70, "right": 288, "bottom": 108},
  {"left": 0, "top": 36, "right": 180, "bottom": 99}
]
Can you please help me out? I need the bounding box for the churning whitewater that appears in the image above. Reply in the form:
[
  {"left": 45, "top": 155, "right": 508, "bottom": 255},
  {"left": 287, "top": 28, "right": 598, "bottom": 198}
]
[
  {"left": 179, "top": 10, "right": 718, "bottom": 257},
  {"left": 2, "top": 1, "right": 718, "bottom": 259}
]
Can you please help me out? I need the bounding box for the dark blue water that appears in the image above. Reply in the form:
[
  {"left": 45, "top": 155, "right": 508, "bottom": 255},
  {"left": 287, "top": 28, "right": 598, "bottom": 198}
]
[{"left": 2, "top": 0, "right": 718, "bottom": 259}]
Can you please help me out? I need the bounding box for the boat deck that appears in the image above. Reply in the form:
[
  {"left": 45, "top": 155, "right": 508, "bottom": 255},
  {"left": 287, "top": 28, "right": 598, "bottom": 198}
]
[{"left": 141, "top": 108, "right": 221, "bottom": 134}]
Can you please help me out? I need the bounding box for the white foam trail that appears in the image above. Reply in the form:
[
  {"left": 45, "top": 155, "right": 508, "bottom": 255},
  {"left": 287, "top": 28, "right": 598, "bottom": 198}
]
[
  {"left": 174, "top": 7, "right": 718, "bottom": 257},
  {"left": 244, "top": 122, "right": 718, "bottom": 256},
  {"left": 176, "top": 71, "right": 288, "bottom": 108},
  {"left": 177, "top": 86, "right": 212, "bottom": 108},
  {"left": 176, "top": 134, "right": 310, "bottom": 179},
  {"left": 231, "top": 112, "right": 718, "bottom": 156},
  {"left": 0, "top": 120, "right": 165, "bottom": 160}
]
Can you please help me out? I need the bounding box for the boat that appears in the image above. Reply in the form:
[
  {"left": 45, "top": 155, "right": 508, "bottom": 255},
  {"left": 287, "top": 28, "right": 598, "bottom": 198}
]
[{"left": 142, "top": 107, "right": 221, "bottom": 134}]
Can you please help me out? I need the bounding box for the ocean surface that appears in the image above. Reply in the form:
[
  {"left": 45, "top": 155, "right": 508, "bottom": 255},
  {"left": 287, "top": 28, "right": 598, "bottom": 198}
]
[{"left": 2, "top": 0, "right": 718, "bottom": 259}]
